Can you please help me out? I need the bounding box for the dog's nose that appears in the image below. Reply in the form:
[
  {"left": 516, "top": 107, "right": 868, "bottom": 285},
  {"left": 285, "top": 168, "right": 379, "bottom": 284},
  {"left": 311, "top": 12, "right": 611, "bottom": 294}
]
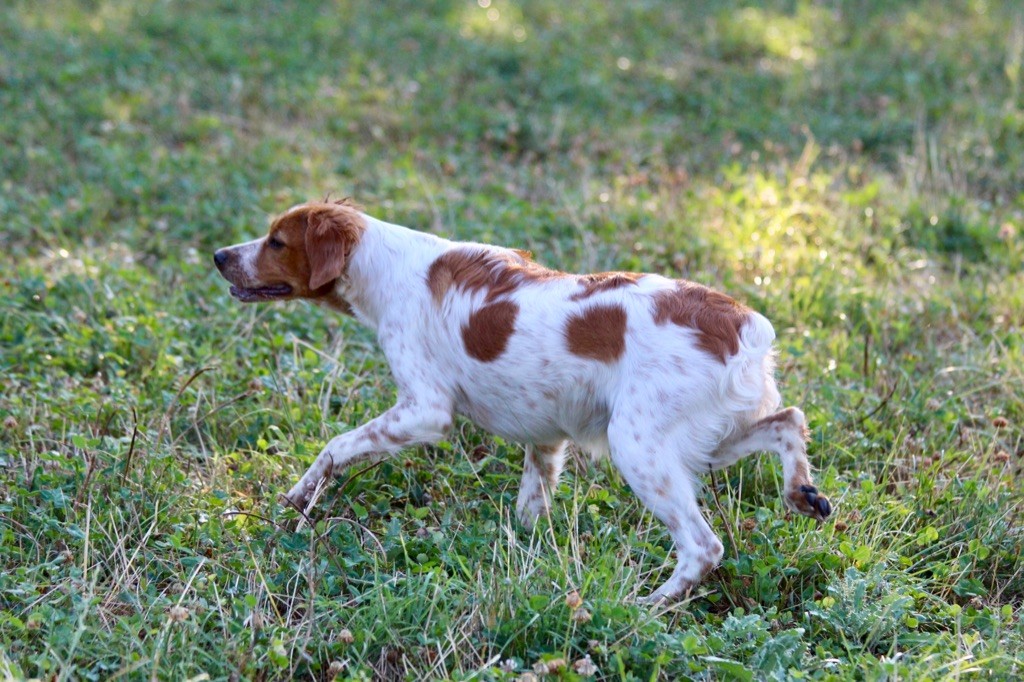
[{"left": 213, "top": 250, "right": 229, "bottom": 269}]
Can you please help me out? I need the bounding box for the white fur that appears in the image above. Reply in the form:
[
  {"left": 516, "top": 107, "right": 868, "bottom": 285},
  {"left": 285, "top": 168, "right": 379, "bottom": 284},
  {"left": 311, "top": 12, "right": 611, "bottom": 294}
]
[
  {"left": 276, "top": 212, "right": 825, "bottom": 602},
  {"left": 233, "top": 237, "right": 262, "bottom": 280}
]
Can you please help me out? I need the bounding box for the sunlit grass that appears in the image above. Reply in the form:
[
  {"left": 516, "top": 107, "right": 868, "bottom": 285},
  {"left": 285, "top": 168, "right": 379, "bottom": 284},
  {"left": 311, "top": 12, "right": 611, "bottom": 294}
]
[
  {"left": 455, "top": 0, "right": 530, "bottom": 44},
  {"left": 12, "top": 0, "right": 137, "bottom": 34},
  {"left": 714, "top": 5, "right": 835, "bottom": 66}
]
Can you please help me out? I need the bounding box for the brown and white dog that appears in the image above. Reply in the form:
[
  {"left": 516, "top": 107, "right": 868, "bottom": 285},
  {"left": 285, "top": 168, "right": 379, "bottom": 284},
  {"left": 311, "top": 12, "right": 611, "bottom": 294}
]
[{"left": 214, "top": 199, "right": 831, "bottom": 603}]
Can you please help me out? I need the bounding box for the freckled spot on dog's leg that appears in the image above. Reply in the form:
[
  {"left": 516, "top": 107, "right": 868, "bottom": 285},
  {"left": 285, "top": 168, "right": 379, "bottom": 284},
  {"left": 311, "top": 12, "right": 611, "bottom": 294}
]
[
  {"left": 653, "top": 474, "right": 671, "bottom": 498},
  {"left": 666, "top": 513, "right": 680, "bottom": 533}
]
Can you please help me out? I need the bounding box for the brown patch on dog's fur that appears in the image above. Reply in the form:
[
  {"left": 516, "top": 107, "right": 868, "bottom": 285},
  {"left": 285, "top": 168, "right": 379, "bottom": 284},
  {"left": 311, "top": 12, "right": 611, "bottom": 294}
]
[
  {"left": 565, "top": 305, "right": 627, "bottom": 363},
  {"left": 462, "top": 300, "right": 519, "bottom": 362},
  {"left": 428, "top": 247, "right": 565, "bottom": 305},
  {"left": 759, "top": 407, "right": 811, "bottom": 441},
  {"left": 788, "top": 460, "right": 812, "bottom": 488},
  {"left": 652, "top": 283, "right": 749, "bottom": 363},
  {"left": 759, "top": 408, "right": 797, "bottom": 426},
  {"left": 304, "top": 202, "right": 365, "bottom": 289},
  {"left": 321, "top": 290, "right": 355, "bottom": 316},
  {"left": 529, "top": 442, "right": 563, "bottom": 484},
  {"left": 570, "top": 271, "right": 643, "bottom": 301}
]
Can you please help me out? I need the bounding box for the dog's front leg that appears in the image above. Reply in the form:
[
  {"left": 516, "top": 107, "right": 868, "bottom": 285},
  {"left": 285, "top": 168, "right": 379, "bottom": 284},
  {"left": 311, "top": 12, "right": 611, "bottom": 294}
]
[{"left": 284, "top": 396, "right": 452, "bottom": 510}]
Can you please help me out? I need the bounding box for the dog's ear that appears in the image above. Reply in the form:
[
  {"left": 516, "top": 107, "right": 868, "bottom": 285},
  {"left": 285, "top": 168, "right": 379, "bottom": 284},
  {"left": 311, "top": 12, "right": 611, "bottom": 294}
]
[{"left": 305, "top": 204, "right": 364, "bottom": 290}]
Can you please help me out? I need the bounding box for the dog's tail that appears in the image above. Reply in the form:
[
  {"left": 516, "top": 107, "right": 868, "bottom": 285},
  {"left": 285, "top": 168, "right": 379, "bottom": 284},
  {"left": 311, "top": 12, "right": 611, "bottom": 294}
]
[{"left": 719, "top": 311, "right": 781, "bottom": 429}]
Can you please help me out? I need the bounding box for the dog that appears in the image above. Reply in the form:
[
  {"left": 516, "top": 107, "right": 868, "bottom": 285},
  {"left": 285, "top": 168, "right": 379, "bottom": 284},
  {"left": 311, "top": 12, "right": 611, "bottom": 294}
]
[{"left": 213, "top": 198, "right": 831, "bottom": 603}]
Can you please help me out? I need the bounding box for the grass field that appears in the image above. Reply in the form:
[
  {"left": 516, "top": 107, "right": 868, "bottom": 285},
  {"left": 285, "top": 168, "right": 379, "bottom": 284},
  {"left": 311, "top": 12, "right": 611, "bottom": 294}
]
[{"left": 2, "top": 0, "right": 1024, "bottom": 679}]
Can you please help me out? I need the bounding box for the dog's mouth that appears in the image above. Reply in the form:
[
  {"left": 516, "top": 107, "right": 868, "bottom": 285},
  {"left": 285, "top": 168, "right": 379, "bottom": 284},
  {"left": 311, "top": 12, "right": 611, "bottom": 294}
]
[{"left": 229, "top": 284, "right": 293, "bottom": 302}]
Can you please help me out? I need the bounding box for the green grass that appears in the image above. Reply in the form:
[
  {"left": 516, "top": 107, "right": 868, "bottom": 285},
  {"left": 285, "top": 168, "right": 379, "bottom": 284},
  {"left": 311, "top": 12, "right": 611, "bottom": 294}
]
[{"left": 2, "top": 0, "right": 1023, "bottom": 679}]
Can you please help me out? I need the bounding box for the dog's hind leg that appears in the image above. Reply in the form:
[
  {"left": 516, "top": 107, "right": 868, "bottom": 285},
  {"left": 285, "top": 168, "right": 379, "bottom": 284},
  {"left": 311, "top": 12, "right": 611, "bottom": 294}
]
[
  {"left": 708, "top": 407, "right": 831, "bottom": 520},
  {"left": 607, "top": 419, "right": 723, "bottom": 604},
  {"left": 515, "top": 441, "right": 568, "bottom": 529}
]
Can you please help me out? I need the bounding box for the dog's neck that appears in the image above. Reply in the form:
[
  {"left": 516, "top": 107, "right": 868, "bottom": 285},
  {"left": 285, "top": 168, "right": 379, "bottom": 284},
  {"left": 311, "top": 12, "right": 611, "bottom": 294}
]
[{"left": 329, "top": 213, "right": 448, "bottom": 329}]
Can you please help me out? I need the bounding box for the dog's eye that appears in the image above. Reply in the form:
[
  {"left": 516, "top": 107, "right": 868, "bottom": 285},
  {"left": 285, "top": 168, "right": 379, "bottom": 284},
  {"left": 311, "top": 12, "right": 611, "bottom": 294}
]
[{"left": 267, "top": 236, "right": 285, "bottom": 250}]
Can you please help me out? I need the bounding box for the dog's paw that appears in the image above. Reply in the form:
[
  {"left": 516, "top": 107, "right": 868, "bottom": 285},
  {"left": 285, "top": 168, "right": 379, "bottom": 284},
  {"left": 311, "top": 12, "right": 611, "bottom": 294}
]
[
  {"left": 786, "top": 484, "right": 832, "bottom": 521},
  {"left": 282, "top": 479, "right": 319, "bottom": 513},
  {"left": 635, "top": 592, "right": 671, "bottom": 606},
  {"left": 516, "top": 509, "right": 537, "bottom": 532},
  {"left": 634, "top": 578, "right": 701, "bottom": 606},
  {"left": 279, "top": 490, "right": 308, "bottom": 513},
  {"left": 515, "top": 495, "right": 546, "bottom": 531}
]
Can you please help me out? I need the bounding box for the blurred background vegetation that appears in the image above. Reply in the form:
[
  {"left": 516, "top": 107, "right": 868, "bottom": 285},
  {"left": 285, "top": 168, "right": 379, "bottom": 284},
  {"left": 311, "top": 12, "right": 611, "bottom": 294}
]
[{"left": 1, "top": 0, "right": 1022, "bottom": 679}]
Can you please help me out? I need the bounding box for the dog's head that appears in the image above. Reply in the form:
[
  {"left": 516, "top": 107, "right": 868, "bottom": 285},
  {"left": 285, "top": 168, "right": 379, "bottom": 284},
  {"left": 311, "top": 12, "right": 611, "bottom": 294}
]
[{"left": 214, "top": 200, "right": 364, "bottom": 303}]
